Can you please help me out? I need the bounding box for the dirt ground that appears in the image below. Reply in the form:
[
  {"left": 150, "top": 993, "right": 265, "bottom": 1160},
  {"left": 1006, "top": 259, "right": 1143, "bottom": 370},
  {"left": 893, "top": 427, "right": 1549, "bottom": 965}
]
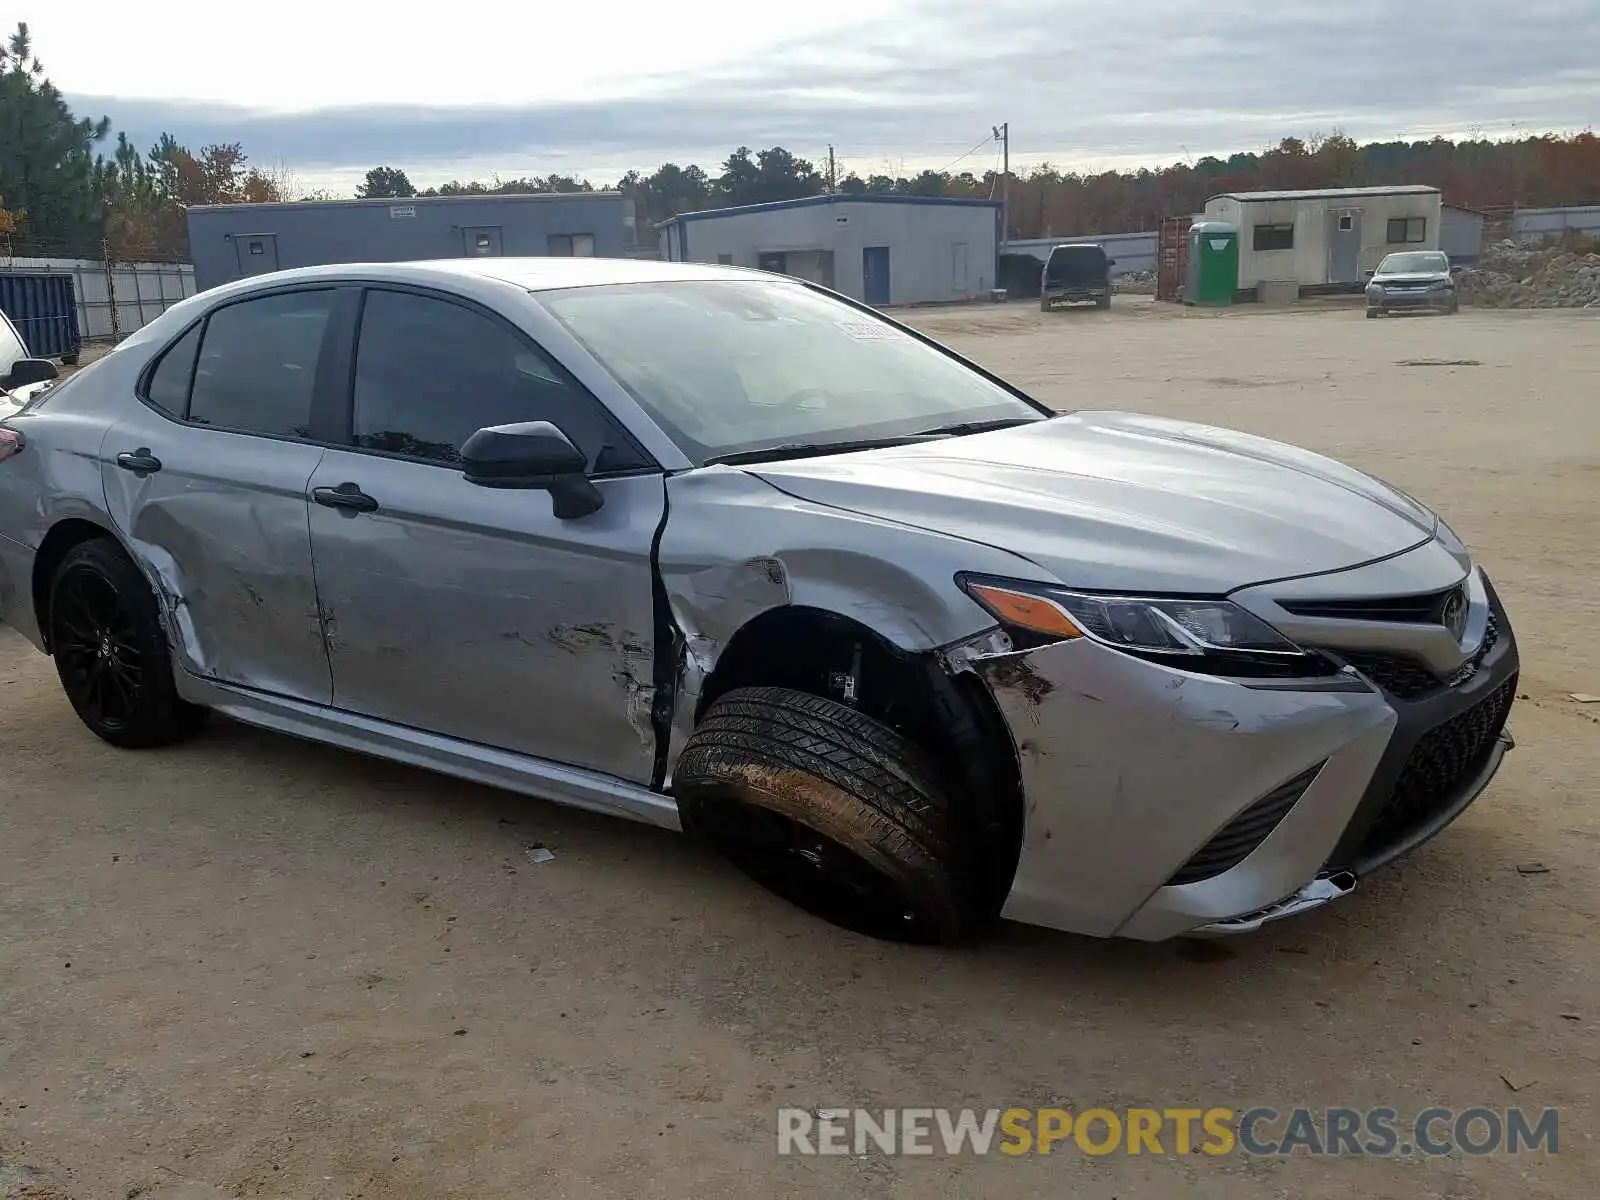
[{"left": 3, "top": 299, "right": 1597, "bottom": 1198}]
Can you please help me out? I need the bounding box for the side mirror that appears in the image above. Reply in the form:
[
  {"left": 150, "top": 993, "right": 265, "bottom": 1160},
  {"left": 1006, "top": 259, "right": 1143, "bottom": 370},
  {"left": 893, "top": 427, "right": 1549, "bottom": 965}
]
[
  {"left": 1107, "top": 258, "right": 1117, "bottom": 267},
  {"left": 1362, "top": 270, "right": 1375, "bottom": 280},
  {"left": 459, "top": 420, "right": 603, "bottom": 519},
  {"left": 3, "top": 358, "right": 58, "bottom": 388}
]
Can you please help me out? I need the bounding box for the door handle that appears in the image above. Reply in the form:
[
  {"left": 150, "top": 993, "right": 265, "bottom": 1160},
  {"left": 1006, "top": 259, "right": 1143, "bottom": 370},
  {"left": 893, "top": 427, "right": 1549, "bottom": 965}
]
[
  {"left": 313, "top": 482, "right": 379, "bottom": 514},
  {"left": 114, "top": 449, "right": 162, "bottom": 474}
]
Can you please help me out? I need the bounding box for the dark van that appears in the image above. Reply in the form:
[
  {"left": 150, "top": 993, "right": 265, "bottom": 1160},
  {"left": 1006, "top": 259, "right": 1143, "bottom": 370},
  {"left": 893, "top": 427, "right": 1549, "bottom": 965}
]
[{"left": 1041, "top": 244, "right": 1114, "bottom": 311}]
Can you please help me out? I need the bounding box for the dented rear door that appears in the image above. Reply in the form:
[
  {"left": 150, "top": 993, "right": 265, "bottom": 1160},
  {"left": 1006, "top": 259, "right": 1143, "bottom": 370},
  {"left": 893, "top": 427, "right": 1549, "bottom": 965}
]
[{"left": 100, "top": 288, "right": 336, "bottom": 702}]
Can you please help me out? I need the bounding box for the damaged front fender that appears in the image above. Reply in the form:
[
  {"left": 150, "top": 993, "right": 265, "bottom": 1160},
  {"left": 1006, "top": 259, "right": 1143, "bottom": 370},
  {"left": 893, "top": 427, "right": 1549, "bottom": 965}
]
[{"left": 656, "top": 467, "right": 1035, "bottom": 780}]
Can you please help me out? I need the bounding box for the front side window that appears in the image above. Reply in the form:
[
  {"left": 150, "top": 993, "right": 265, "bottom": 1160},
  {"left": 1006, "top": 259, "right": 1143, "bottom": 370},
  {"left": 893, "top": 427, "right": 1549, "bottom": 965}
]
[
  {"left": 1387, "top": 217, "right": 1427, "bottom": 244},
  {"left": 350, "top": 288, "right": 648, "bottom": 471},
  {"left": 538, "top": 279, "right": 1046, "bottom": 465},
  {"left": 188, "top": 290, "right": 335, "bottom": 437}
]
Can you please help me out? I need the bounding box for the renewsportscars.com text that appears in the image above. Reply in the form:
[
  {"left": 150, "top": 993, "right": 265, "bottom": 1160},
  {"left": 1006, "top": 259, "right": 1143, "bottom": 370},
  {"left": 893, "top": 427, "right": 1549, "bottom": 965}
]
[{"left": 777, "top": 1106, "right": 1559, "bottom": 1157}]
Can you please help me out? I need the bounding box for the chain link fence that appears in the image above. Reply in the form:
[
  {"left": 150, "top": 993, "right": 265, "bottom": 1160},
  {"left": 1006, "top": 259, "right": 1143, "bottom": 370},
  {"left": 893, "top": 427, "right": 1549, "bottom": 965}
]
[{"left": 0, "top": 235, "right": 196, "bottom": 345}]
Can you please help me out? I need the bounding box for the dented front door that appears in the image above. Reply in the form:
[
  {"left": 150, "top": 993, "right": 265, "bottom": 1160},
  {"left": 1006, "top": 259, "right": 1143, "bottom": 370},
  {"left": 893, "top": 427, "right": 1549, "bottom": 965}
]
[
  {"left": 100, "top": 415, "right": 332, "bottom": 701},
  {"left": 304, "top": 451, "right": 665, "bottom": 783}
]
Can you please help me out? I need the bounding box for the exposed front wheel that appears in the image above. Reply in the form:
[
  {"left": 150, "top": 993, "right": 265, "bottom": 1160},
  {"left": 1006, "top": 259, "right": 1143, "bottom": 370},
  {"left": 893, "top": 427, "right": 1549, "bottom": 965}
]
[
  {"left": 675, "top": 686, "right": 972, "bottom": 943},
  {"left": 48, "top": 538, "right": 208, "bottom": 748}
]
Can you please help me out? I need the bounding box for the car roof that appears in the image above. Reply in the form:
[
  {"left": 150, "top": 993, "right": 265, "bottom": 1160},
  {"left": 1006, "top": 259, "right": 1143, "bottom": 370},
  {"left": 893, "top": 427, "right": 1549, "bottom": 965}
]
[{"left": 210, "top": 257, "right": 763, "bottom": 294}]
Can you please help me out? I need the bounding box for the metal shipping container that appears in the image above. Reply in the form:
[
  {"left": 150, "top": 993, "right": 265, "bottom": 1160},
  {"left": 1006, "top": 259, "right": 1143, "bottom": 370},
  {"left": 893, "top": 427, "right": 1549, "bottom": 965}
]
[
  {"left": 0, "top": 274, "right": 82, "bottom": 362},
  {"left": 1156, "top": 215, "right": 1194, "bottom": 302},
  {"left": 187, "top": 192, "right": 639, "bottom": 292}
]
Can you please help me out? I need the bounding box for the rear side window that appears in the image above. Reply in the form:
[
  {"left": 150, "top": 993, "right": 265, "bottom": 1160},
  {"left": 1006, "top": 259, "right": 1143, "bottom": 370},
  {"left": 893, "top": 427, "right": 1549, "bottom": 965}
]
[
  {"left": 188, "top": 291, "right": 335, "bottom": 438},
  {"left": 350, "top": 288, "right": 650, "bottom": 472},
  {"left": 144, "top": 323, "right": 202, "bottom": 416}
]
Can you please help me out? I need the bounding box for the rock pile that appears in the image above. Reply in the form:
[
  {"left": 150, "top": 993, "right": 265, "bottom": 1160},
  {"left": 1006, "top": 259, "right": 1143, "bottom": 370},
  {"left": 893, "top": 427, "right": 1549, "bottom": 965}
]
[
  {"left": 1457, "top": 238, "right": 1600, "bottom": 308},
  {"left": 1114, "top": 269, "right": 1157, "bottom": 294}
]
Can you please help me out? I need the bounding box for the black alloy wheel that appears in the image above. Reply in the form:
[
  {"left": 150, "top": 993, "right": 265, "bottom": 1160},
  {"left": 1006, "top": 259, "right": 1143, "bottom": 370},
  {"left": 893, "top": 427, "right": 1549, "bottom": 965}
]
[{"left": 48, "top": 538, "right": 207, "bottom": 748}]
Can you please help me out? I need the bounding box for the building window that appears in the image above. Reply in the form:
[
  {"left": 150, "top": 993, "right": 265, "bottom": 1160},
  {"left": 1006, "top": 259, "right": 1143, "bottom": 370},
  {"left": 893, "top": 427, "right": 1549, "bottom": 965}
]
[
  {"left": 1387, "top": 217, "right": 1426, "bottom": 244},
  {"left": 1338, "top": 214, "right": 1353, "bottom": 231},
  {"left": 548, "top": 233, "right": 596, "bottom": 257},
  {"left": 1253, "top": 223, "right": 1294, "bottom": 251},
  {"left": 716, "top": 253, "right": 734, "bottom": 265}
]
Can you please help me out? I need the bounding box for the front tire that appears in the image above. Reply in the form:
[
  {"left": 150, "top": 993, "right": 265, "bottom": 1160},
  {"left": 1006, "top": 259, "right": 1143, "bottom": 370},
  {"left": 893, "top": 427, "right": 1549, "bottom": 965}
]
[
  {"left": 48, "top": 538, "right": 207, "bottom": 748},
  {"left": 675, "top": 686, "right": 972, "bottom": 943}
]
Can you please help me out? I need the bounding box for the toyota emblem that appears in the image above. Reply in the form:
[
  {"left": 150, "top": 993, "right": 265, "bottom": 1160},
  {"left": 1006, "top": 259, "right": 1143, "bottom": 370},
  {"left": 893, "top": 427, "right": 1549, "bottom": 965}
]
[{"left": 1441, "top": 587, "right": 1468, "bottom": 641}]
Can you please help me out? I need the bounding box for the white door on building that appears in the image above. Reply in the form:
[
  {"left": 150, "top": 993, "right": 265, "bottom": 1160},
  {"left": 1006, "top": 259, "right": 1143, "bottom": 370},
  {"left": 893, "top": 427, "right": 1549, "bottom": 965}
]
[
  {"left": 1326, "top": 211, "right": 1362, "bottom": 284},
  {"left": 952, "top": 242, "right": 970, "bottom": 293}
]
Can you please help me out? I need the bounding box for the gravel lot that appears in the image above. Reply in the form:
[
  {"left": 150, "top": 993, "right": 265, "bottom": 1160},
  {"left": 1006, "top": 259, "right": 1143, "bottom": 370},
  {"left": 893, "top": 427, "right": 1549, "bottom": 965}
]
[{"left": 3, "top": 299, "right": 1597, "bottom": 1199}]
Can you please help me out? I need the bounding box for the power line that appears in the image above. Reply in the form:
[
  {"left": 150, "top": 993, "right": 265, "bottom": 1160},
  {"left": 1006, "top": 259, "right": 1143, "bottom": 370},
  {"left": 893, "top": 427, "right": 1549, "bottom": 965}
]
[{"left": 933, "top": 133, "right": 1000, "bottom": 176}]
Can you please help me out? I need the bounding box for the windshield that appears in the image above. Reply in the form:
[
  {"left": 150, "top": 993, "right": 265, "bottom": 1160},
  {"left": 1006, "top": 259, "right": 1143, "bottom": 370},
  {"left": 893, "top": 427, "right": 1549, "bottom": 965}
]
[
  {"left": 538, "top": 279, "right": 1045, "bottom": 465},
  {"left": 1378, "top": 251, "right": 1448, "bottom": 274},
  {"left": 1046, "top": 246, "right": 1107, "bottom": 278}
]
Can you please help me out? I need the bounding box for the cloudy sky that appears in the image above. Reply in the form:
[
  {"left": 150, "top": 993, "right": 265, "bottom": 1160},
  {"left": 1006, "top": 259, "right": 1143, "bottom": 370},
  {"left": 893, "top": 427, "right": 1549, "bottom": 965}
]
[{"left": 39, "top": 0, "right": 1600, "bottom": 194}]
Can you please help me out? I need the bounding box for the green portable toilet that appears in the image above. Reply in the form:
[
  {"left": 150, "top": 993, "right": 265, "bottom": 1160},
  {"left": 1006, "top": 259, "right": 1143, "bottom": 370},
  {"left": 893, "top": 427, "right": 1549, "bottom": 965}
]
[{"left": 1184, "top": 220, "right": 1238, "bottom": 306}]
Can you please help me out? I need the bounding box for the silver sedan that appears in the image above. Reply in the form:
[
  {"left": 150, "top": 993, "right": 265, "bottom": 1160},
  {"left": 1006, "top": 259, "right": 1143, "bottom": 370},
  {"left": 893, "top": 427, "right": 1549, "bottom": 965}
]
[
  {"left": 1366, "top": 250, "right": 1460, "bottom": 316},
  {"left": 0, "top": 259, "right": 1518, "bottom": 943}
]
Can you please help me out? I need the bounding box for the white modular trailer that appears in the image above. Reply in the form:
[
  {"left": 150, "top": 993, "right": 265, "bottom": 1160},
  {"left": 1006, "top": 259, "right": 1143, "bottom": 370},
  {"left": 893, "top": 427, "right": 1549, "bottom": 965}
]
[{"left": 1203, "top": 185, "right": 1443, "bottom": 289}]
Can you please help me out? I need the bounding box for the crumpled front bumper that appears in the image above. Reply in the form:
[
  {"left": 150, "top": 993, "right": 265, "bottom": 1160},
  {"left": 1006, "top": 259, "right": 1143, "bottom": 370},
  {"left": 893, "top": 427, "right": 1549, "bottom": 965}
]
[
  {"left": 1371, "top": 289, "right": 1455, "bottom": 313},
  {"left": 957, "top": 569, "right": 1518, "bottom": 941}
]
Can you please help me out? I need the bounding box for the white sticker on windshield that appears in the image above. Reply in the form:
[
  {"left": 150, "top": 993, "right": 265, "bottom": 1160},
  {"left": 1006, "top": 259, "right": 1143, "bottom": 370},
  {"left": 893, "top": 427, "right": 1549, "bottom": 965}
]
[{"left": 835, "top": 320, "right": 898, "bottom": 340}]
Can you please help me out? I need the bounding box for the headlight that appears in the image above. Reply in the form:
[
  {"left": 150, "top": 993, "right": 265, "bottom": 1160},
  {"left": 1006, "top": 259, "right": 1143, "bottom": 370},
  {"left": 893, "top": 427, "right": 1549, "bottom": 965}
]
[
  {"left": 1366, "top": 284, "right": 1385, "bottom": 295},
  {"left": 958, "top": 575, "right": 1338, "bottom": 679},
  {"left": 1428, "top": 280, "right": 1452, "bottom": 291}
]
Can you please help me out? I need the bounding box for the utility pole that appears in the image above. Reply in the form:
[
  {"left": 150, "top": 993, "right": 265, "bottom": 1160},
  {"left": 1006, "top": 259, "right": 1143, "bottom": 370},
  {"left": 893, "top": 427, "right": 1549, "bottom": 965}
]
[
  {"left": 827, "top": 145, "right": 837, "bottom": 193},
  {"left": 992, "top": 123, "right": 1009, "bottom": 250}
]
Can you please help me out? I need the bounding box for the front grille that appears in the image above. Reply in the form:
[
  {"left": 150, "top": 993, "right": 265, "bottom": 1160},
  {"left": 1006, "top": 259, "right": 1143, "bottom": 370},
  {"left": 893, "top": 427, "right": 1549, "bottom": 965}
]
[
  {"left": 1280, "top": 586, "right": 1460, "bottom": 623},
  {"left": 1166, "top": 763, "right": 1325, "bottom": 886},
  {"left": 1338, "top": 651, "right": 1440, "bottom": 698},
  {"left": 1353, "top": 676, "right": 1517, "bottom": 861},
  {"left": 1332, "top": 608, "right": 1500, "bottom": 701}
]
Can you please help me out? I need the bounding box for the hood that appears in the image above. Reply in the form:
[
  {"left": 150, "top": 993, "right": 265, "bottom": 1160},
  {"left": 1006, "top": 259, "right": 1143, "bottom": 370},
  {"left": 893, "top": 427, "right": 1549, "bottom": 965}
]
[
  {"left": 749, "top": 412, "right": 1438, "bottom": 594},
  {"left": 1372, "top": 270, "right": 1451, "bottom": 285}
]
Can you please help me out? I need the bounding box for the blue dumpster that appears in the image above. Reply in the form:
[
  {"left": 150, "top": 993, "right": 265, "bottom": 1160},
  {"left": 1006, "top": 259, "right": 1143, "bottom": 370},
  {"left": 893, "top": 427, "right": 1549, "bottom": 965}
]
[{"left": 0, "top": 274, "right": 82, "bottom": 363}]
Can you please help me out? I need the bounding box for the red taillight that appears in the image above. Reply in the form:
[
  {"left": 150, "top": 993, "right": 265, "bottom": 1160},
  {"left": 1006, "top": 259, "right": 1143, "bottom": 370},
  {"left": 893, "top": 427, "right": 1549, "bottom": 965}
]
[{"left": 0, "top": 427, "right": 23, "bottom": 462}]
